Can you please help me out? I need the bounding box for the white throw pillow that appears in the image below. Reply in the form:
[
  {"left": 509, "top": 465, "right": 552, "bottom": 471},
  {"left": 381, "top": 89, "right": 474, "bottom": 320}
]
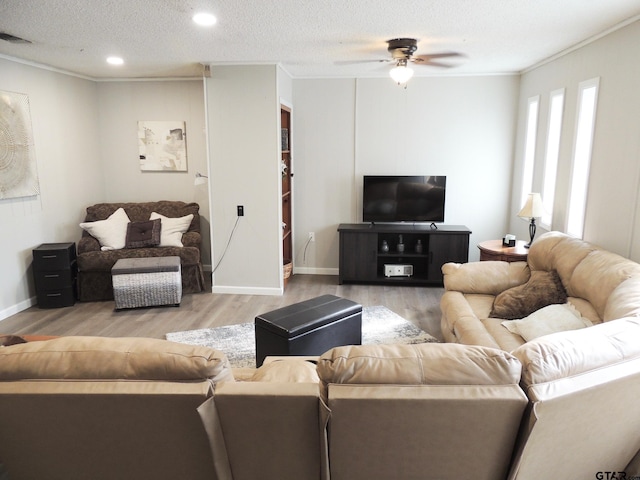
[
  {"left": 79, "top": 207, "right": 130, "bottom": 251},
  {"left": 502, "top": 303, "right": 593, "bottom": 342},
  {"left": 149, "top": 212, "right": 193, "bottom": 247}
]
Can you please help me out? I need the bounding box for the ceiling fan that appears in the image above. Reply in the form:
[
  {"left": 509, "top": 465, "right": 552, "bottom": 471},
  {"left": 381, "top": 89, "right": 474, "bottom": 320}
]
[
  {"left": 385, "top": 38, "right": 462, "bottom": 85},
  {"left": 343, "top": 38, "right": 463, "bottom": 86}
]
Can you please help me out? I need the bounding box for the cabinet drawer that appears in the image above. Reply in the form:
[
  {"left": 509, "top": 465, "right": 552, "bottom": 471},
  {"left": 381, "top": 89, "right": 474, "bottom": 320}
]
[
  {"left": 34, "top": 269, "right": 76, "bottom": 290},
  {"left": 33, "top": 243, "right": 76, "bottom": 271},
  {"left": 37, "top": 287, "right": 76, "bottom": 308}
]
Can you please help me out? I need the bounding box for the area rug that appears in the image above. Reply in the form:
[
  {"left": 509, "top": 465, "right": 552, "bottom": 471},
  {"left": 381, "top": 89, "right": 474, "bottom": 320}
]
[{"left": 166, "top": 306, "right": 438, "bottom": 368}]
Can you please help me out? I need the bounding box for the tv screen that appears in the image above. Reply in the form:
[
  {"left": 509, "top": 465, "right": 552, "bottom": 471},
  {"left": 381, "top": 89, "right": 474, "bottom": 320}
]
[{"left": 363, "top": 175, "right": 446, "bottom": 223}]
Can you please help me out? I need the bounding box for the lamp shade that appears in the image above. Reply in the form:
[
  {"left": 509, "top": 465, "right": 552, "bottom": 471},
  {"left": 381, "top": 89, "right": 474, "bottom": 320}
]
[
  {"left": 518, "top": 193, "right": 545, "bottom": 219},
  {"left": 389, "top": 64, "right": 414, "bottom": 85},
  {"left": 194, "top": 172, "right": 208, "bottom": 185}
]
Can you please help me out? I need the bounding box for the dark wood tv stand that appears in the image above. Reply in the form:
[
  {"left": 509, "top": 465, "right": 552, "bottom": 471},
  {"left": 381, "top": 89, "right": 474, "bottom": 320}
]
[{"left": 337, "top": 223, "right": 471, "bottom": 285}]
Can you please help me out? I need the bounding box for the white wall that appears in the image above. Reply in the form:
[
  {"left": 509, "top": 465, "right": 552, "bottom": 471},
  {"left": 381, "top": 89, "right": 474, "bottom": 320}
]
[
  {"left": 205, "top": 65, "right": 282, "bottom": 294},
  {"left": 1, "top": 60, "right": 211, "bottom": 320},
  {"left": 292, "top": 75, "right": 520, "bottom": 270},
  {"left": 95, "top": 80, "right": 210, "bottom": 266},
  {"left": 292, "top": 79, "right": 357, "bottom": 273},
  {"left": 4, "top": 18, "right": 640, "bottom": 319},
  {"left": 510, "top": 20, "right": 640, "bottom": 260},
  {"left": 0, "top": 58, "right": 103, "bottom": 320}
]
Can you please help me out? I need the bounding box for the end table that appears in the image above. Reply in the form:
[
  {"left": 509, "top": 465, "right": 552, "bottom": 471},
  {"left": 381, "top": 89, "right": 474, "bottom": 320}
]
[{"left": 478, "top": 239, "right": 529, "bottom": 263}]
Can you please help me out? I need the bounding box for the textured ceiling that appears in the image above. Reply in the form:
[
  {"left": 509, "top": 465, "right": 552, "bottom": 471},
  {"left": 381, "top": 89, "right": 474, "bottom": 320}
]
[{"left": 1, "top": 0, "right": 640, "bottom": 80}]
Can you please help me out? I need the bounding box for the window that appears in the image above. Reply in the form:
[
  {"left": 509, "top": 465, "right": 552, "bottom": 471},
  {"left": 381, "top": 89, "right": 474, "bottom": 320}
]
[
  {"left": 540, "top": 89, "right": 565, "bottom": 228},
  {"left": 521, "top": 96, "right": 540, "bottom": 208},
  {"left": 567, "top": 78, "right": 600, "bottom": 238}
]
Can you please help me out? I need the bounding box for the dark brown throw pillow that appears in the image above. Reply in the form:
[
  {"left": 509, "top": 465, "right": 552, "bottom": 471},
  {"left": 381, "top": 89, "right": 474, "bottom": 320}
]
[
  {"left": 125, "top": 219, "right": 161, "bottom": 248},
  {"left": 0, "top": 335, "right": 27, "bottom": 347},
  {"left": 490, "top": 269, "right": 567, "bottom": 320}
]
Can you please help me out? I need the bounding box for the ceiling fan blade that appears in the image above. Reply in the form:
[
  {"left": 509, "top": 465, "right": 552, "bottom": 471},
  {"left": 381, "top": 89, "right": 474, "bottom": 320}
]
[
  {"left": 412, "top": 59, "right": 456, "bottom": 68},
  {"left": 335, "top": 59, "right": 390, "bottom": 66},
  {"left": 413, "top": 52, "right": 463, "bottom": 62}
]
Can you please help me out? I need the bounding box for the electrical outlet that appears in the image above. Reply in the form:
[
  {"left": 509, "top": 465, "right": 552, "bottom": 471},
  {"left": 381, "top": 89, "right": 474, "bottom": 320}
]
[
  {"left": 237, "top": 205, "right": 244, "bottom": 216},
  {"left": 309, "top": 232, "right": 315, "bottom": 242}
]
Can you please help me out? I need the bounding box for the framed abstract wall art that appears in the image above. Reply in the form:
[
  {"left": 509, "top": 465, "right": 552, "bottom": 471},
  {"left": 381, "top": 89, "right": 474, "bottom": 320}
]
[
  {"left": 138, "top": 121, "right": 188, "bottom": 172},
  {"left": 0, "top": 90, "right": 40, "bottom": 199}
]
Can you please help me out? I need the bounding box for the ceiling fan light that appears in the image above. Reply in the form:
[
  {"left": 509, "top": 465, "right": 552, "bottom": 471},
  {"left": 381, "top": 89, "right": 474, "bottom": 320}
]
[{"left": 389, "top": 64, "right": 414, "bottom": 85}]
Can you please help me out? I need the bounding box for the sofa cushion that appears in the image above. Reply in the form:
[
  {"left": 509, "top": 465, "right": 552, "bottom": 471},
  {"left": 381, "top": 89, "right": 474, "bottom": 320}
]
[
  {"left": 490, "top": 269, "right": 567, "bottom": 320},
  {"left": 83, "top": 201, "right": 200, "bottom": 230},
  {"left": 0, "top": 336, "right": 234, "bottom": 383},
  {"left": 150, "top": 212, "right": 193, "bottom": 247},
  {"left": 79, "top": 207, "right": 131, "bottom": 251},
  {"left": 605, "top": 277, "right": 640, "bottom": 321},
  {"left": 317, "top": 343, "right": 522, "bottom": 388},
  {"left": 513, "top": 317, "right": 640, "bottom": 386},
  {"left": 442, "top": 260, "right": 530, "bottom": 296},
  {"left": 251, "top": 359, "right": 320, "bottom": 382},
  {"left": 571, "top": 251, "right": 640, "bottom": 319},
  {"left": 77, "top": 245, "right": 202, "bottom": 271},
  {"left": 501, "top": 304, "right": 592, "bottom": 342},
  {"left": 125, "top": 219, "right": 161, "bottom": 248}
]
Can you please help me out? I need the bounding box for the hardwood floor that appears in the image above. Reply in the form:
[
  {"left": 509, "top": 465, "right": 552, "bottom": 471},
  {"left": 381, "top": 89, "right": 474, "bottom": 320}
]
[{"left": 0, "top": 274, "right": 445, "bottom": 342}]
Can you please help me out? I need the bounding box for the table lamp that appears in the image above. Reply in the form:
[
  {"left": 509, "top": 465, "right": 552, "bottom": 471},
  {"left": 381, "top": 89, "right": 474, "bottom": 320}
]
[{"left": 518, "top": 193, "right": 545, "bottom": 248}]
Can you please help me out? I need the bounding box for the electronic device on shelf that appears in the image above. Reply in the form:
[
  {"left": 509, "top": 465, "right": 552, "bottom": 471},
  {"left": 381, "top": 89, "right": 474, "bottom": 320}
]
[
  {"left": 384, "top": 264, "right": 414, "bottom": 277},
  {"left": 362, "top": 175, "right": 446, "bottom": 223}
]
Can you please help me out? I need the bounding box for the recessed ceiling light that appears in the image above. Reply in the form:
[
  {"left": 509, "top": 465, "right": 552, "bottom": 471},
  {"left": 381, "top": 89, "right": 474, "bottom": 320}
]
[
  {"left": 193, "top": 12, "right": 217, "bottom": 26},
  {"left": 107, "top": 56, "right": 124, "bottom": 66}
]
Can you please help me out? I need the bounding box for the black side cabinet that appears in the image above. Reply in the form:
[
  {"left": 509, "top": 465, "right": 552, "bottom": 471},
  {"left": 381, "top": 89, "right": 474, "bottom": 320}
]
[{"left": 32, "top": 242, "right": 77, "bottom": 308}]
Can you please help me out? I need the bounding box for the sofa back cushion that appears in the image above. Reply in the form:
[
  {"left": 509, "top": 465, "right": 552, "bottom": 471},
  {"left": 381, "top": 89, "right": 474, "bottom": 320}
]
[
  {"left": 442, "top": 260, "right": 530, "bottom": 296},
  {"left": 606, "top": 277, "right": 640, "bottom": 321},
  {"left": 0, "top": 336, "right": 234, "bottom": 383},
  {"left": 527, "top": 231, "right": 595, "bottom": 285},
  {"left": 317, "top": 342, "right": 522, "bottom": 400},
  {"left": 528, "top": 232, "right": 640, "bottom": 321},
  {"left": 83, "top": 201, "right": 200, "bottom": 235},
  {"left": 318, "top": 344, "right": 527, "bottom": 480},
  {"left": 571, "top": 251, "right": 640, "bottom": 320}
]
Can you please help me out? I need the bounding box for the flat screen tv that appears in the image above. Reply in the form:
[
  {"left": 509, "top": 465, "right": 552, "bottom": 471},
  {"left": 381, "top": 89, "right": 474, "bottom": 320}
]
[{"left": 362, "top": 175, "right": 446, "bottom": 223}]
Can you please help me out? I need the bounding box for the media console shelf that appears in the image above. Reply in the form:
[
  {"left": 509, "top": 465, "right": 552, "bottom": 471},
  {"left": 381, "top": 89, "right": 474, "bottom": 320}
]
[{"left": 338, "top": 223, "right": 471, "bottom": 286}]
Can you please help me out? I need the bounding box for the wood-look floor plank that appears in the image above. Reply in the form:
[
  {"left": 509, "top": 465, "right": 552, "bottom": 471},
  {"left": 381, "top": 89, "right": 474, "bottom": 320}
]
[{"left": 1, "top": 274, "right": 445, "bottom": 341}]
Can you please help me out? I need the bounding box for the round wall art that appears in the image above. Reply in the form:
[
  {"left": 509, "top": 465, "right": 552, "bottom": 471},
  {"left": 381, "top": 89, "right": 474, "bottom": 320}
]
[{"left": 0, "top": 90, "right": 40, "bottom": 199}]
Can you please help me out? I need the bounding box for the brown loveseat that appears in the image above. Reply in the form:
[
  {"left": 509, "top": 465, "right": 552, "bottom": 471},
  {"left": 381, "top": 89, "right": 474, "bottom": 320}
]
[{"left": 77, "top": 201, "right": 205, "bottom": 301}]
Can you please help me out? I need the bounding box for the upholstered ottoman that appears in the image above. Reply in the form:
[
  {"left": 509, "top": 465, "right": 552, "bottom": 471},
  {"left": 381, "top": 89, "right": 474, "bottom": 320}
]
[
  {"left": 255, "top": 294, "right": 362, "bottom": 367},
  {"left": 111, "top": 256, "right": 182, "bottom": 309}
]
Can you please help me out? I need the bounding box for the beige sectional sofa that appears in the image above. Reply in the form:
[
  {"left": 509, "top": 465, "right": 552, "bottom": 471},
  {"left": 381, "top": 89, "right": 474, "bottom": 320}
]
[
  {"left": 0, "top": 336, "right": 321, "bottom": 480},
  {"left": 2, "top": 232, "right": 640, "bottom": 479},
  {"left": 440, "top": 231, "right": 640, "bottom": 350},
  {"left": 2, "top": 325, "right": 640, "bottom": 480}
]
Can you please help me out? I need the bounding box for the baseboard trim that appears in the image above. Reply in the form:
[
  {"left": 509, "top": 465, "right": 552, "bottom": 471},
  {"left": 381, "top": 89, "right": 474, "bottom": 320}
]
[
  {"left": 0, "top": 296, "right": 37, "bottom": 322},
  {"left": 211, "top": 285, "right": 283, "bottom": 296},
  {"left": 293, "top": 267, "right": 339, "bottom": 275}
]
